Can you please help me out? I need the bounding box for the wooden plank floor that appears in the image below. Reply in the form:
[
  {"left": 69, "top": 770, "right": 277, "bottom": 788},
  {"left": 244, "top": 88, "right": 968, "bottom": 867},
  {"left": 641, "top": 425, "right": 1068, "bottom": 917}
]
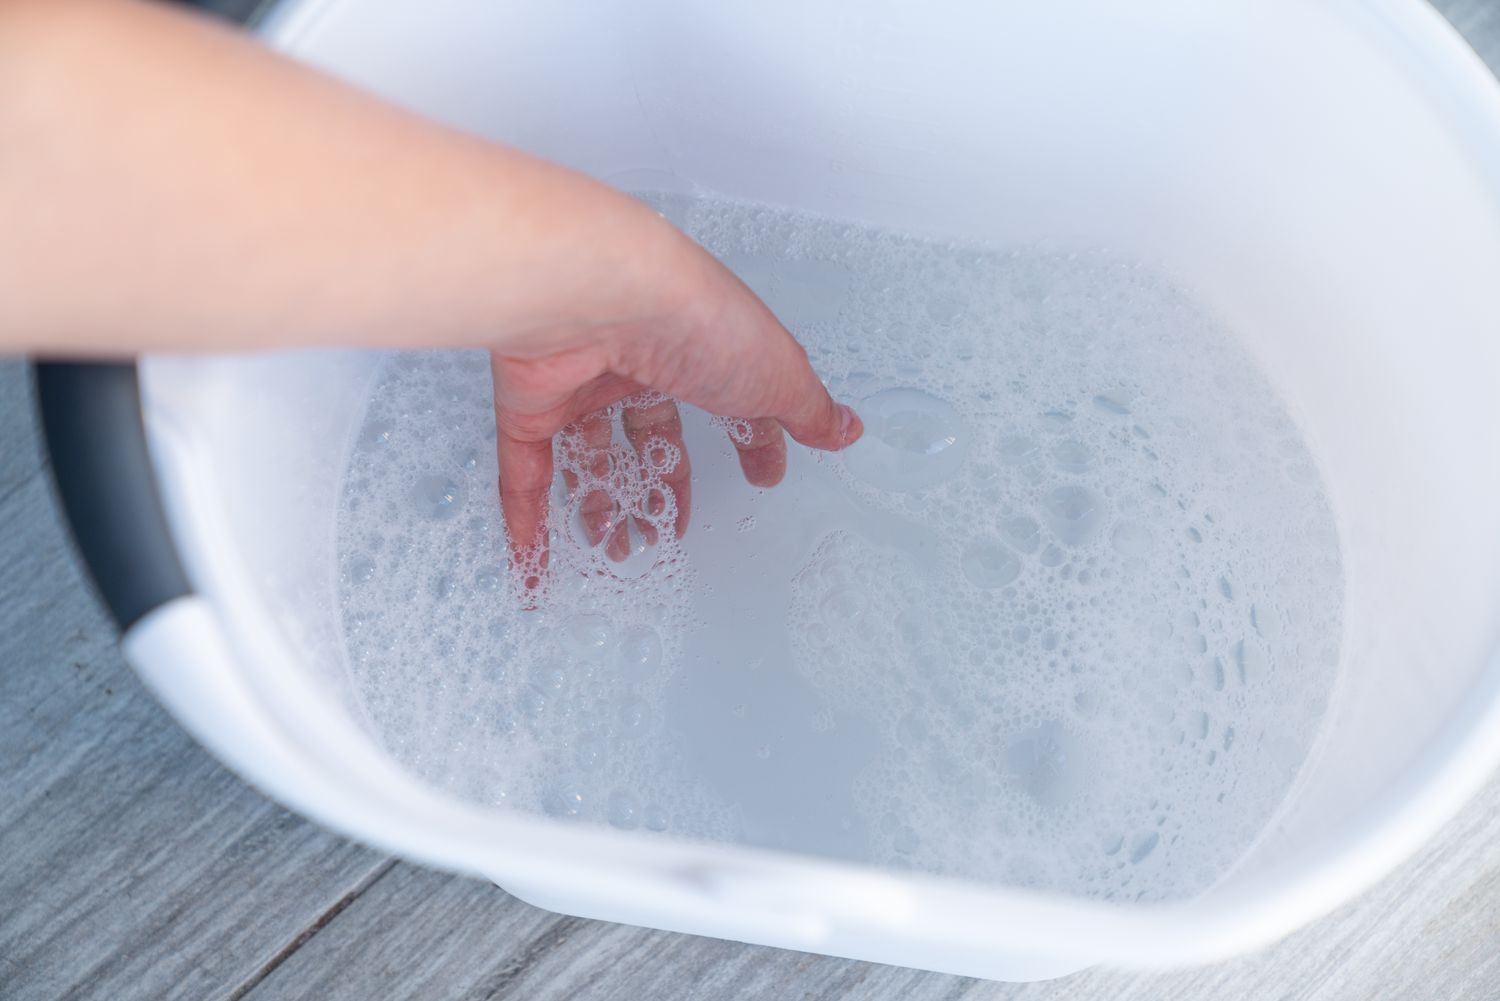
[{"left": 5, "top": 4, "right": 1500, "bottom": 996}]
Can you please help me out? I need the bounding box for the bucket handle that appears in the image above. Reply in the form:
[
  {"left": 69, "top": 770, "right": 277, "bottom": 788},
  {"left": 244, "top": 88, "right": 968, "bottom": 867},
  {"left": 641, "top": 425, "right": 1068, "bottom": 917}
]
[{"left": 32, "top": 361, "right": 194, "bottom": 632}]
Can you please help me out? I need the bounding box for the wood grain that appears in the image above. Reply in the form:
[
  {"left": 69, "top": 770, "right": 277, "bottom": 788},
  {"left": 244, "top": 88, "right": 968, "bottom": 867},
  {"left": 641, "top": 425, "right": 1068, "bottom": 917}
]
[{"left": 1441, "top": 0, "right": 1500, "bottom": 73}]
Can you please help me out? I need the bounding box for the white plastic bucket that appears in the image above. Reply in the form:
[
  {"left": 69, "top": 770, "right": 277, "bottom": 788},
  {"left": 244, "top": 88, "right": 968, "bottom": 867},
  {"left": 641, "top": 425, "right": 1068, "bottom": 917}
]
[{"left": 119, "top": 0, "right": 1500, "bottom": 981}]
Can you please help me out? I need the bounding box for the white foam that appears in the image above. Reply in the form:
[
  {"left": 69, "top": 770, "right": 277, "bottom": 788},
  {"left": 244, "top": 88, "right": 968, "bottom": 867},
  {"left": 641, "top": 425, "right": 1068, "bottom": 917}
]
[{"left": 333, "top": 194, "right": 1344, "bottom": 902}]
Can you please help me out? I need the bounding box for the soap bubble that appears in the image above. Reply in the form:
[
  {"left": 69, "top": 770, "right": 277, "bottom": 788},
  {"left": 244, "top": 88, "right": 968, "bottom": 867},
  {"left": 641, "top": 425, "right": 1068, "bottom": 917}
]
[
  {"left": 1093, "top": 393, "right": 1132, "bottom": 416},
  {"left": 564, "top": 614, "right": 613, "bottom": 660},
  {"left": 962, "top": 539, "right": 1023, "bottom": 589},
  {"left": 607, "top": 789, "right": 640, "bottom": 830},
  {"left": 347, "top": 555, "right": 376, "bottom": 585},
  {"left": 1050, "top": 440, "right": 1093, "bottom": 474},
  {"left": 841, "top": 388, "right": 967, "bottom": 492},
  {"left": 615, "top": 625, "right": 663, "bottom": 681},
  {"left": 1110, "top": 522, "right": 1153, "bottom": 557},
  {"left": 543, "top": 783, "right": 587, "bottom": 820},
  {"left": 1043, "top": 485, "right": 1105, "bottom": 546},
  {"left": 999, "top": 515, "right": 1042, "bottom": 554},
  {"left": 411, "top": 475, "right": 462, "bottom": 519}
]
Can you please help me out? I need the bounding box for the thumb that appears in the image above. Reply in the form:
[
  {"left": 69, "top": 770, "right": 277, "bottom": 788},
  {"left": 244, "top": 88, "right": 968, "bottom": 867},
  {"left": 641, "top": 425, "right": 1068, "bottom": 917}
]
[
  {"left": 762, "top": 346, "right": 864, "bottom": 451},
  {"left": 710, "top": 261, "right": 864, "bottom": 450},
  {"left": 618, "top": 241, "right": 865, "bottom": 450},
  {"left": 727, "top": 302, "right": 864, "bottom": 450}
]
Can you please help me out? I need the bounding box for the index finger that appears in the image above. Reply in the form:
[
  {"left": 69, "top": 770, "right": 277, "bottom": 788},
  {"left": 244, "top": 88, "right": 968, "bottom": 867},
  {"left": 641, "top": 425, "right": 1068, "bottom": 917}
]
[{"left": 756, "top": 349, "right": 863, "bottom": 453}]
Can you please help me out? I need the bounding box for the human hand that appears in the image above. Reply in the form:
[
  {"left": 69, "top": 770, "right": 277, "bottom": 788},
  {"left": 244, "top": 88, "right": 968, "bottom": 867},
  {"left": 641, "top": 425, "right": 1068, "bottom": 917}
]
[{"left": 490, "top": 218, "right": 863, "bottom": 572}]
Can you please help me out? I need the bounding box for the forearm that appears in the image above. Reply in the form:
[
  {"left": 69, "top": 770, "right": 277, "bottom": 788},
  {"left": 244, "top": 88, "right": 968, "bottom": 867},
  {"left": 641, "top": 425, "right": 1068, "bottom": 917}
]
[{"left": 0, "top": 0, "right": 687, "bottom": 357}]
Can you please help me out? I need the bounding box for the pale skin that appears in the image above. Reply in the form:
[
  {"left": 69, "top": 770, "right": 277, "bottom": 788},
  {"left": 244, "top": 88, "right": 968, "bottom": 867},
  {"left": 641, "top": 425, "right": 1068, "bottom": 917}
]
[{"left": 0, "top": 0, "right": 864, "bottom": 566}]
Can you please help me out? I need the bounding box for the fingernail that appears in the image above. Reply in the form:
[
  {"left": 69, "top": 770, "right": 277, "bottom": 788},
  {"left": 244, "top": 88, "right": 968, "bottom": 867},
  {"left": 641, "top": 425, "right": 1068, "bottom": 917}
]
[{"left": 837, "top": 403, "right": 863, "bottom": 448}]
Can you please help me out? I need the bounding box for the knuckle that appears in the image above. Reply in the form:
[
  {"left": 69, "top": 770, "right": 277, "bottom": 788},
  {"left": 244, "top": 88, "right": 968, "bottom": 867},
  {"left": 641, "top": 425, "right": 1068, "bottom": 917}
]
[{"left": 624, "top": 402, "right": 683, "bottom": 438}]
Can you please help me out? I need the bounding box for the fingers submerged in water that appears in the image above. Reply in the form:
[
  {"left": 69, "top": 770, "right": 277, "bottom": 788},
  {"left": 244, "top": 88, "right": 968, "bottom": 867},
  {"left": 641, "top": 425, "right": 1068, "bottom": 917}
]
[
  {"left": 621, "top": 396, "right": 692, "bottom": 546},
  {"left": 500, "top": 393, "right": 862, "bottom": 581}
]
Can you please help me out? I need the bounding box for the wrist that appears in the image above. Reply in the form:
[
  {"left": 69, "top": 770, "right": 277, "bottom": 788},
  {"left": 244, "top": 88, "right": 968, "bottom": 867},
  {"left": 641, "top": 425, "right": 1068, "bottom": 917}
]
[{"left": 478, "top": 157, "right": 698, "bottom": 356}]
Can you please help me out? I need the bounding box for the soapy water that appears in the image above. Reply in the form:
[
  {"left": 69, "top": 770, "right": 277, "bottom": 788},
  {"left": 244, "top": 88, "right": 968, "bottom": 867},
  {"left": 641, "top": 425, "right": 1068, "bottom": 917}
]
[{"left": 335, "top": 193, "right": 1344, "bottom": 900}]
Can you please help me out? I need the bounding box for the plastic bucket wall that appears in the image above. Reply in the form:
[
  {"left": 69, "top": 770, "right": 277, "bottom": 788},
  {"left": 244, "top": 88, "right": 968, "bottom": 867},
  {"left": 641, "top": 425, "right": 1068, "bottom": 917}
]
[{"left": 130, "top": 0, "right": 1500, "bottom": 980}]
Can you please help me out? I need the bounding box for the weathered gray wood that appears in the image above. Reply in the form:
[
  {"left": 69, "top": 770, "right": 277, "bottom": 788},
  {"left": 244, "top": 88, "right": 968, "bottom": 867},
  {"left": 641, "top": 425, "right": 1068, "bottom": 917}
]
[
  {"left": 0, "top": 451, "right": 389, "bottom": 1001},
  {"left": 1440, "top": 0, "right": 1500, "bottom": 74}
]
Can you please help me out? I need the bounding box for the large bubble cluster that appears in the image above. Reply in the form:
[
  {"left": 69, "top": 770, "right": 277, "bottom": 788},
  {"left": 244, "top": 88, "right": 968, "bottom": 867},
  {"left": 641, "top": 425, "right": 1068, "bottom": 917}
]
[{"left": 335, "top": 191, "right": 1344, "bottom": 902}]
